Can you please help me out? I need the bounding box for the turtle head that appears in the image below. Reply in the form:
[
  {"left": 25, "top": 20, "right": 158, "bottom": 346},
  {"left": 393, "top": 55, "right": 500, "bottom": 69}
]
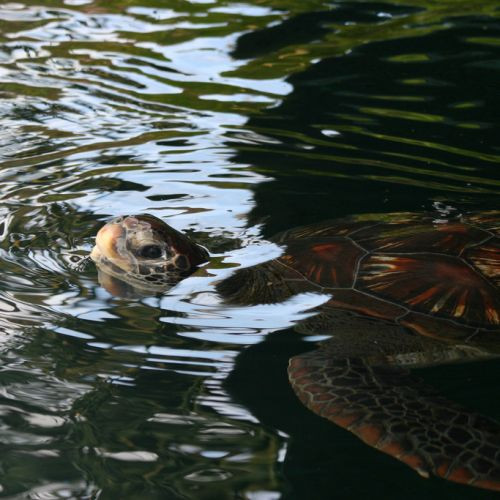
[{"left": 90, "top": 214, "right": 209, "bottom": 292}]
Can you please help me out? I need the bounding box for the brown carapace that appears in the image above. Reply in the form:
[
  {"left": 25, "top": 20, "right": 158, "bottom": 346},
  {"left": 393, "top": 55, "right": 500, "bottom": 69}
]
[{"left": 92, "top": 211, "right": 500, "bottom": 491}]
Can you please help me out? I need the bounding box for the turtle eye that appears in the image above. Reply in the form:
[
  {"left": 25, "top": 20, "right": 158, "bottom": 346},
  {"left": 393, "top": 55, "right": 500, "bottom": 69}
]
[{"left": 138, "top": 244, "right": 163, "bottom": 259}]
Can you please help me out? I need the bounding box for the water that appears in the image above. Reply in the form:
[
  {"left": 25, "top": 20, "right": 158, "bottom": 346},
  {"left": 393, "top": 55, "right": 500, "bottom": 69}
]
[{"left": 0, "top": 0, "right": 499, "bottom": 498}]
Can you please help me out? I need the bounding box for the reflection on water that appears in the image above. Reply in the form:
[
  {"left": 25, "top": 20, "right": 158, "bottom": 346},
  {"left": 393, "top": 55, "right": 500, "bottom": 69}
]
[{"left": 0, "top": 0, "right": 499, "bottom": 498}]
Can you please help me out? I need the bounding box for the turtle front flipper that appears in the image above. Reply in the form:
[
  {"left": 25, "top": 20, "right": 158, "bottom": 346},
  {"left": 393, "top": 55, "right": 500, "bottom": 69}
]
[{"left": 288, "top": 347, "right": 500, "bottom": 491}]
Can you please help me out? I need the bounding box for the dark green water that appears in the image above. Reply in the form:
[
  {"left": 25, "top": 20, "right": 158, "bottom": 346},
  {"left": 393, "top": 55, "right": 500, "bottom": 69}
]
[{"left": 0, "top": 0, "right": 499, "bottom": 498}]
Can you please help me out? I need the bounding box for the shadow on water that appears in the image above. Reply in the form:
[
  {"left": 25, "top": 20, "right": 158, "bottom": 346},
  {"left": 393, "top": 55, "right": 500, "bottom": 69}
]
[
  {"left": 228, "top": 3, "right": 500, "bottom": 234},
  {"left": 225, "top": 331, "right": 500, "bottom": 500}
]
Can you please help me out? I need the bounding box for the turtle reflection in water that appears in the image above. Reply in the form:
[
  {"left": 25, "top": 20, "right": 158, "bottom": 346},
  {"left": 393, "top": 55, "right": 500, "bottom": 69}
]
[{"left": 91, "top": 211, "right": 500, "bottom": 491}]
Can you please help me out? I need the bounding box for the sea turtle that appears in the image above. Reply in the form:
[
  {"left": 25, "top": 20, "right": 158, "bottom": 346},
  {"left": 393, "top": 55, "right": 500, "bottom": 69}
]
[{"left": 90, "top": 211, "right": 500, "bottom": 491}]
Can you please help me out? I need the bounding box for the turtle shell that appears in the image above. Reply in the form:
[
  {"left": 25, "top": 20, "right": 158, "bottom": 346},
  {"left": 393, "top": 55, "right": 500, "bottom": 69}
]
[
  {"left": 269, "top": 211, "right": 499, "bottom": 342},
  {"left": 92, "top": 210, "right": 500, "bottom": 490}
]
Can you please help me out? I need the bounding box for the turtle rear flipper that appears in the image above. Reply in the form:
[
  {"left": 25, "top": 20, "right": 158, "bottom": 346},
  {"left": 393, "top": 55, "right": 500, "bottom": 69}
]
[{"left": 288, "top": 348, "right": 500, "bottom": 491}]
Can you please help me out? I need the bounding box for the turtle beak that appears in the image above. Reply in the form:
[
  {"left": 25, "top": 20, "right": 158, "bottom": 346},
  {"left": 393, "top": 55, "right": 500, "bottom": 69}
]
[{"left": 91, "top": 222, "right": 131, "bottom": 271}]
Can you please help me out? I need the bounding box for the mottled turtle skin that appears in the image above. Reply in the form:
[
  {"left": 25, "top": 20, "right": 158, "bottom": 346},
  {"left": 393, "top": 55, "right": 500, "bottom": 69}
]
[{"left": 91, "top": 211, "right": 500, "bottom": 491}]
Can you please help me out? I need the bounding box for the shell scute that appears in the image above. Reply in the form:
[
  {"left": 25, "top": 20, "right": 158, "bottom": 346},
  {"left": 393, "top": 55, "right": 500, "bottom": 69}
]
[
  {"left": 358, "top": 253, "right": 499, "bottom": 327},
  {"left": 464, "top": 239, "right": 500, "bottom": 287},
  {"left": 463, "top": 211, "right": 500, "bottom": 235},
  {"left": 279, "top": 238, "right": 365, "bottom": 288},
  {"left": 324, "top": 289, "right": 406, "bottom": 321},
  {"left": 351, "top": 221, "right": 489, "bottom": 255},
  {"left": 399, "top": 312, "right": 474, "bottom": 341},
  {"left": 277, "top": 220, "right": 379, "bottom": 241}
]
